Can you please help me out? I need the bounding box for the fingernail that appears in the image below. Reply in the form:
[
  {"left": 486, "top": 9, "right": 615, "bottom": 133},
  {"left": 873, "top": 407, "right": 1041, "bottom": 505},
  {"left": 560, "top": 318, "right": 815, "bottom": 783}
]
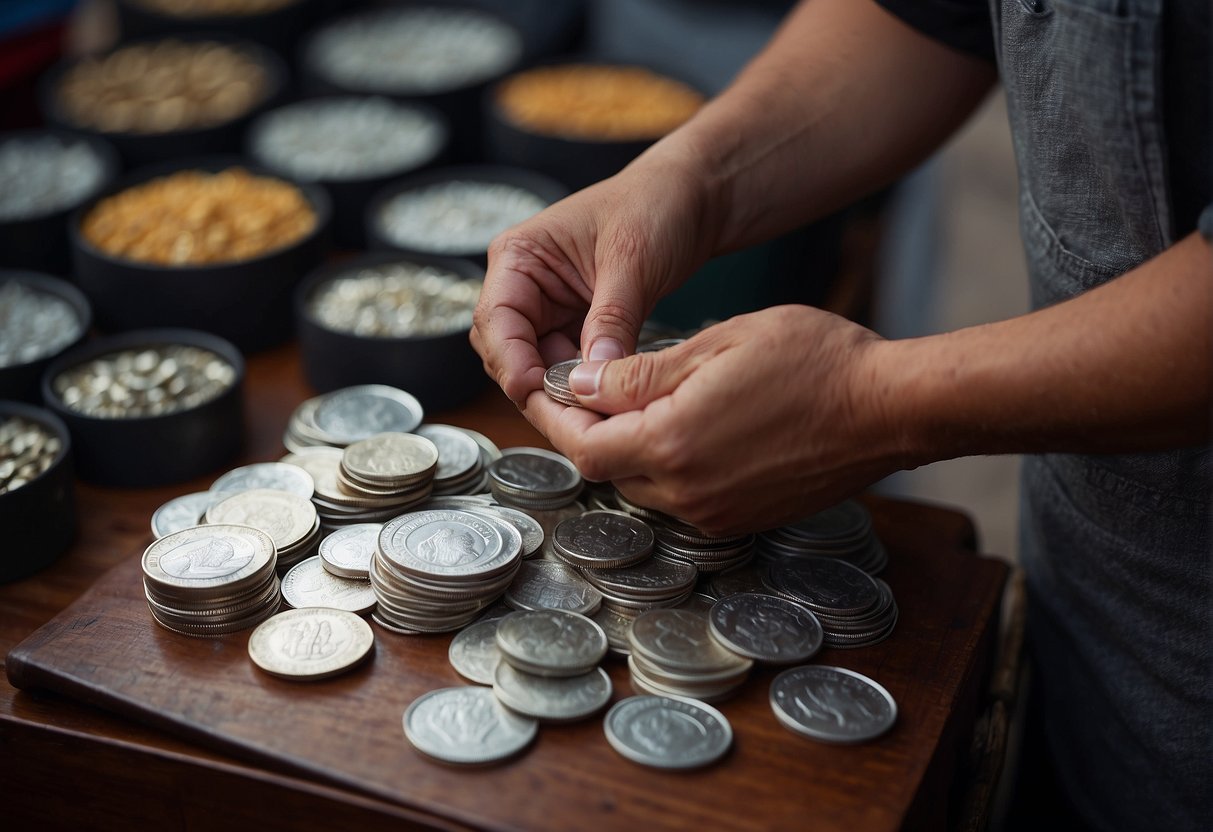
[
  {"left": 588, "top": 338, "right": 626, "bottom": 361},
  {"left": 569, "top": 360, "right": 607, "bottom": 396}
]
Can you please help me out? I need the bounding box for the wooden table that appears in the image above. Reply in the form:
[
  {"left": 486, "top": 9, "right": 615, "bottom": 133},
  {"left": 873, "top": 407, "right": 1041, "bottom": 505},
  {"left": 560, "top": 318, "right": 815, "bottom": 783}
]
[{"left": 0, "top": 344, "right": 1008, "bottom": 832}]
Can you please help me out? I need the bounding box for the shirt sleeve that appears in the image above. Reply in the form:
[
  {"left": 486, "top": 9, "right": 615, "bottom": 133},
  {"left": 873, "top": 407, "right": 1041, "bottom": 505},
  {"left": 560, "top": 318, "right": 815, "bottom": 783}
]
[{"left": 875, "top": 0, "right": 997, "bottom": 62}]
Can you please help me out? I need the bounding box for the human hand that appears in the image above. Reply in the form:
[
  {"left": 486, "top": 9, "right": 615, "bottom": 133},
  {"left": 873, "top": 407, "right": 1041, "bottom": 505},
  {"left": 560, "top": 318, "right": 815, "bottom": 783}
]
[{"left": 525, "top": 305, "right": 912, "bottom": 535}]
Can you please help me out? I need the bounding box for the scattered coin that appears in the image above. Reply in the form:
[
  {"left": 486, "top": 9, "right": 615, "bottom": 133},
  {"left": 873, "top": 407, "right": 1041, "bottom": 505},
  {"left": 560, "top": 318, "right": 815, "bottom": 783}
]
[
  {"left": 707, "top": 593, "right": 823, "bottom": 664},
  {"left": 281, "top": 555, "right": 376, "bottom": 615},
  {"left": 495, "top": 609, "right": 608, "bottom": 677},
  {"left": 150, "top": 491, "right": 212, "bottom": 538},
  {"left": 447, "top": 618, "right": 503, "bottom": 685},
  {"left": 603, "top": 695, "right": 732, "bottom": 769},
  {"left": 769, "top": 665, "right": 897, "bottom": 744},
  {"left": 493, "top": 663, "right": 612, "bottom": 723},
  {"left": 404, "top": 686, "right": 537, "bottom": 765},
  {"left": 318, "top": 523, "right": 382, "bottom": 579},
  {"left": 248, "top": 607, "right": 374, "bottom": 681}
]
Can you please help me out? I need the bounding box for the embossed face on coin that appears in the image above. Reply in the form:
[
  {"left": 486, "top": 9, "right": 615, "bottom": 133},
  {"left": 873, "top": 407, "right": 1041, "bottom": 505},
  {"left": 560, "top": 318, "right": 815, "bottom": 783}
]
[
  {"left": 159, "top": 535, "right": 250, "bottom": 579},
  {"left": 708, "top": 593, "right": 823, "bottom": 664},
  {"left": 403, "top": 686, "right": 537, "bottom": 764},
  {"left": 604, "top": 695, "right": 732, "bottom": 769},
  {"left": 769, "top": 665, "right": 897, "bottom": 743}
]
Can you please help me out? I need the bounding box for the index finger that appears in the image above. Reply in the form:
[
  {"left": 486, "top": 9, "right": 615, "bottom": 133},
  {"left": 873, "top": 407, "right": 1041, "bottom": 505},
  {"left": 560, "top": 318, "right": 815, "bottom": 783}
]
[{"left": 471, "top": 302, "right": 546, "bottom": 403}]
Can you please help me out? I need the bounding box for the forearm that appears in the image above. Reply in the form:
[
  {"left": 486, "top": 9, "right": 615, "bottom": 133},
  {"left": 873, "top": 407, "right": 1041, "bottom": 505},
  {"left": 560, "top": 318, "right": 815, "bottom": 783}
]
[
  {"left": 886, "top": 233, "right": 1213, "bottom": 465},
  {"left": 635, "top": 0, "right": 996, "bottom": 253}
]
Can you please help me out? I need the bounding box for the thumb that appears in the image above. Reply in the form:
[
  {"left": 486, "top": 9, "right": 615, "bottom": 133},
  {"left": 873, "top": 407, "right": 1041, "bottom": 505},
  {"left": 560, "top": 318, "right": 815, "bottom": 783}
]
[
  {"left": 580, "top": 280, "right": 648, "bottom": 364},
  {"left": 568, "top": 347, "right": 696, "bottom": 415}
]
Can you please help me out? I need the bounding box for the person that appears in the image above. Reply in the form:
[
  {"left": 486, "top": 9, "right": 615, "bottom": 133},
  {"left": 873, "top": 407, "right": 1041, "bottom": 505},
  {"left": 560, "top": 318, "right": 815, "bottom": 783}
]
[{"left": 470, "top": 0, "right": 1211, "bottom": 830}]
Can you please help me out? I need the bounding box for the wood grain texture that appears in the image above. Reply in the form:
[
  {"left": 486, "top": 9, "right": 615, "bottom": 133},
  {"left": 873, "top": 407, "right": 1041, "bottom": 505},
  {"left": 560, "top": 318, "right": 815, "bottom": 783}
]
[{"left": 0, "top": 344, "right": 1007, "bottom": 831}]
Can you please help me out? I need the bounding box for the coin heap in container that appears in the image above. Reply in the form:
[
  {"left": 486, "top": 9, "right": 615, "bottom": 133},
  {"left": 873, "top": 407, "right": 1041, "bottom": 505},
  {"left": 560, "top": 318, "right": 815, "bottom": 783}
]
[
  {"left": 0, "top": 281, "right": 84, "bottom": 368},
  {"left": 284, "top": 384, "right": 423, "bottom": 451},
  {"left": 206, "top": 487, "right": 321, "bottom": 572},
  {"left": 492, "top": 609, "right": 612, "bottom": 722},
  {"left": 141, "top": 524, "right": 279, "bottom": 636},
  {"left": 414, "top": 423, "right": 487, "bottom": 494},
  {"left": 626, "top": 608, "right": 752, "bottom": 702},
  {"left": 764, "top": 556, "right": 897, "bottom": 649},
  {"left": 0, "top": 416, "right": 62, "bottom": 495},
  {"left": 488, "top": 447, "right": 582, "bottom": 510},
  {"left": 372, "top": 508, "right": 523, "bottom": 633},
  {"left": 613, "top": 489, "right": 755, "bottom": 573},
  {"left": 758, "top": 499, "right": 888, "bottom": 574}
]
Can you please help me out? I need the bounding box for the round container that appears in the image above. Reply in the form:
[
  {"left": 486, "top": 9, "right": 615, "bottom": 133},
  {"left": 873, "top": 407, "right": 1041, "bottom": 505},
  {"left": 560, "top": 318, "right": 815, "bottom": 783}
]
[
  {"left": 0, "top": 271, "right": 92, "bottom": 403},
  {"left": 41, "top": 329, "right": 244, "bottom": 487},
  {"left": 365, "top": 164, "right": 568, "bottom": 268},
  {"left": 245, "top": 96, "right": 449, "bottom": 248},
  {"left": 0, "top": 401, "right": 76, "bottom": 582},
  {"left": 0, "top": 129, "right": 119, "bottom": 274},
  {"left": 115, "top": 0, "right": 326, "bottom": 57},
  {"left": 38, "top": 34, "right": 289, "bottom": 169},
  {"left": 69, "top": 156, "right": 332, "bottom": 353},
  {"left": 295, "top": 251, "right": 487, "bottom": 411}
]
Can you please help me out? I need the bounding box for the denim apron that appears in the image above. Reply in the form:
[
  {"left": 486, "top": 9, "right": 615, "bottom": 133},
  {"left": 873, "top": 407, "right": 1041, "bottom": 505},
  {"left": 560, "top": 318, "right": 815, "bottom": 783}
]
[{"left": 992, "top": 0, "right": 1212, "bottom": 828}]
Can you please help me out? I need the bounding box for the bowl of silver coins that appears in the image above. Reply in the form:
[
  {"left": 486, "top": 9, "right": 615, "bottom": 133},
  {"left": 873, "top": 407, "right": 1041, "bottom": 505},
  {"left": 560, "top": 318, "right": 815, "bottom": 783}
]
[
  {"left": 365, "top": 164, "right": 568, "bottom": 267},
  {"left": 0, "top": 129, "right": 118, "bottom": 274},
  {"left": 246, "top": 95, "right": 449, "bottom": 247},
  {"left": 295, "top": 251, "right": 487, "bottom": 410},
  {"left": 0, "top": 401, "right": 75, "bottom": 582},
  {"left": 41, "top": 329, "right": 244, "bottom": 486},
  {"left": 0, "top": 271, "right": 92, "bottom": 403}
]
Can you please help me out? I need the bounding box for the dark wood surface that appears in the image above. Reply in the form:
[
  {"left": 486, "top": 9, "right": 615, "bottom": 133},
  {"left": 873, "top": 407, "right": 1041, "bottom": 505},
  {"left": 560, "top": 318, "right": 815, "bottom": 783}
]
[{"left": 0, "top": 344, "right": 1007, "bottom": 831}]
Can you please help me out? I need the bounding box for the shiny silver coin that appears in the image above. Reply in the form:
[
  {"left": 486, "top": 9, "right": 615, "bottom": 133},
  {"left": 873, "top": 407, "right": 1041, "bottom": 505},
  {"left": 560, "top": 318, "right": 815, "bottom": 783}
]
[
  {"left": 142, "top": 524, "right": 276, "bottom": 599},
  {"left": 378, "top": 509, "right": 514, "bottom": 581},
  {"left": 628, "top": 608, "right": 752, "bottom": 675},
  {"left": 211, "top": 462, "right": 316, "bottom": 499},
  {"left": 318, "top": 523, "right": 382, "bottom": 579},
  {"left": 206, "top": 488, "right": 318, "bottom": 553},
  {"left": 765, "top": 557, "right": 881, "bottom": 616},
  {"left": 542, "top": 359, "right": 582, "bottom": 408},
  {"left": 488, "top": 447, "right": 581, "bottom": 500},
  {"left": 769, "top": 665, "right": 897, "bottom": 743},
  {"left": 581, "top": 555, "right": 697, "bottom": 600},
  {"left": 150, "top": 491, "right": 213, "bottom": 538},
  {"left": 247, "top": 607, "right": 374, "bottom": 681},
  {"left": 495, "top": 609, "right": 608, "bottom": 677},
  {"left": 404, "top": 686, "right": 537, "bottom": 765},
  {"left": 592, "top": 604, "right": 635, "bottom": 656},
  {"left": 447, "top": 618, "right": 502, "bottom": 685},
  {"left": 504, "top": 559, "right": 602, "bottom": 615},
  {"left": 464, "top": 505, "right": 544, "bottom": 558},
  {"left": 603, "top": 695, "right": 732, "bottom": 769},
  {"left": 493, "top": 662, "right": 611, "bottom": 722},
  {"left": 414, "top": 424, "right": 481, "bottom": 484},
  {"left": 311, "top": 385, "right": 424, "bottom": 444},
  {"left": 281, "top": 555, "right": 377, "bottom": 615},
  {"left": 708, "top": 593, "right": 823, "bottom": 664},
  {"left": 553, "top": 510, "right": 655, "bottom": 569}
]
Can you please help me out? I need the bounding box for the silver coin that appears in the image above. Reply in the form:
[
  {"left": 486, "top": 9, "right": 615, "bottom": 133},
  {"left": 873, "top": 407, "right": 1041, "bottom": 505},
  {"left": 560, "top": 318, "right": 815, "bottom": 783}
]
[
  {"left": 493, "top": 663, "right": 612, "bottom": 722},
  {"left": 414, "top": 424, "right": 481, "bottom": 482},
  {"left": 403, "top": 686, "right": 537, "bottom": 765},
  {"left": 247, "top": 607, "right": 374, "bottom": 680},
  {"left": 553, "top": 510, "right": 654, "bottom": 568},
  {"left": 379, "top": 509, "right": 513, "bottom": 580},
  {"left": 581, "top": 556, "right": 697, "bottom": 599},
  {"left": 769, "top": 665, "right": 897, "bottom": 743},
  {"left": 504, "top": 560, "right": 602, "bottom": 615},
  {"left": 708, "top": 593, "right": 823, "bottom": 664},
  {"left": 447, "top": 618, "right": 502, "bottom": 685},
  {"left": 543, "top": 358, "right": 582, "bottom": 407},
  {"left": 211, "top": 463, "right": 316, "bottom": 499},
  {"left": 628, "top": 609, "right": 752, "bottom": 675},
  {"left": 765, "top": 557, "right": 880, "bottom": 616},
  {"left": 142, "top": 524, "right": 276, "bottom": 596},
  {"left": 488, "top": 447, "right": 581, "bottom": 496},
  {"left": 150, "top": 491, "right": 213, "bottom": 538},
  {"left": 495, "top": 609, "right": 607, "bottom": 677},
  {"left": 281, "top": 555, "right": 377, "bottom": 615},
  {"left": 312, "top": 385, "right": 424, "bottom": 444},
  {"left": 318, "top": 523, "right": 382, "bottom": 579},
  {"left": 464, "top": 505, "right": 544, "bottom": 557},
  {"left": 603, "top": 695, "right": 732, "bottom": 769}
]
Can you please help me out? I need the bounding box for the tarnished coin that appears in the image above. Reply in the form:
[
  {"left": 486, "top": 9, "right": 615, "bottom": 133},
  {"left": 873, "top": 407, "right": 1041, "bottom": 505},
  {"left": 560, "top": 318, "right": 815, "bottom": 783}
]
[
  {"left": 493, "top": 663, "right": 612, "bottom": 722},
  {"left": 708, "top": 593, "right": 823, "bottom": 664},
  {"left": 142, "top": 524, "right": 276, "bottom": 598},
  {"left": 628, "top": 609, "right": 752, "bottom": 675},
  {"left": 488, "top": 447, "right": 581, "bottom": 509},
  {"left": 312, "top": 384, "right": 424, "bottom": 443},
  {"left": 318, "top": 523, "right": 382, "bottom": 579},
  {"left": 604, "top": 695, "right": 732, "bottom": 769},
  {"left": 248, "top": 607, "right": 374, "bottom": 680},
  {"left": 150, "top": 491, "right": 213, "bottom": 538},
  {"left": 206, "top": 489, "right": 317, "bottom": 551},
  {"left": 581, "top": 555, "right": 698, "bottom": 599},
  {"left": 464, "top": 505, "right": 544, "bottom": 558},
  {"left": 379, "top": 509, "right": 513, "bottom": 580},
  {"left": 553, "top": 510, "right": 654, "bottom": 569},
  {"left": 404, "top": 686, "right": 537, "bottom": 765},
  {"left": 769, "top": 665, "right": 897, "bottom": 743},
  {"left": 542, "top": 358, "right": 581, "bottom": 407},
  {"left": 708, "top": 562, "right": 770, "bottom": 599},
  {"left": 211, "top": 462, "right": 315, "bottom": 499},
  {"left": 414, "top": 424, "right": 480, "bottom": 482},
  {"left": 343, "top": 432, "right": 438, "bottom": 484},
  {"left": 765, "top": 557, "right": 880, "bottom": 616},
  {"left": 495, "top": 609, "right": 608, "bottom": 677},
  {"left": 281, "top": 555, "right": 377, "bottom": 615},
  {"left": 447, "top": 618, "right": 502, "bottom": 684},
  {"left": 504, "top": 560, "right": 602, "bottom": 615}
]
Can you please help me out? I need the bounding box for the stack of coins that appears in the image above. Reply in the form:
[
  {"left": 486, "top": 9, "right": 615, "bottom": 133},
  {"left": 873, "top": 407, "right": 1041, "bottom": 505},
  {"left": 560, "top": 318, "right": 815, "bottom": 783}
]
[
  {"left": 281, "top": 555, "right": 377, "bottom": 615},
  {"left": 371, "top": 508, "right": 522, "bottom": 633},
  {"left": 283, "top": 384, "right": 423, "bottom": 451},
  {"left": 758, "top": 500, "right": 888, "bottom": 574},
  {"left": 414, "top": 424, "right": 486, "bottom": 495},
  {"left": 487, "top": 447, "right": 582, "bottom": 510},
  {"left": 626, "top": 608, "right": 752, "bottom": 703},
  {"left": 613, "top": 488, "right": 754, "bottom": 573},
  {"left": 462, "top": 504, "right": 544, "bottom": 558},
  {"left": 542, "top": 359, "right": 580, "bottom": 408},
  {"left": 764, "top": 557, "right": 897, "bottom": 649},
  {"left": 580, "top": 555, "right": 698, "bottom": 615},
  {"left": 141, "top": 524, "right": 280, "bottom": 636},
  {"left": 492, "top": 609, "right": 612, "bottom": 723},
  {"left": 206, "top": 488, "right": 321, "bottom": 572},
  {"left": 551, "top": 510, "right": 654, "bottom": 569},
  {"left": 318, "top": 522, "right": 381, "bottom": 580},
  {"left": 336, "top": 431, "right": 438, "bottom": 511},
  {"left": 503, "top": 560, "right": 602, "bottom": 616}
]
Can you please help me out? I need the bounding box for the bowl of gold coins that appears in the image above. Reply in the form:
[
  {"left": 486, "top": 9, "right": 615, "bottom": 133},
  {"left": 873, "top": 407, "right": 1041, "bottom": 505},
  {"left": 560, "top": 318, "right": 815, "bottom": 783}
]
[
  {"left": 41, "top": 328, "right": 244, "bottom": 486},
  {"left": 115, "top": 0, "right": 324, "bottom": 57},
  {"left": 295, "top": 251, "right": 487, "bottom": 410},
  {"left": 40, "top": 35, "right": 287, "bottom": 168},
  {"left": 485, "top": 61, "right": 706, "bottom": 191},
  {"left": 69, "top": 157, "right": 331, "bottom": 352},
  {"left": 0, "top": 271, "right": 92, "bottom": 404},
  {"left": 0, "top": 401, "right": 75, "bottom": 582}
]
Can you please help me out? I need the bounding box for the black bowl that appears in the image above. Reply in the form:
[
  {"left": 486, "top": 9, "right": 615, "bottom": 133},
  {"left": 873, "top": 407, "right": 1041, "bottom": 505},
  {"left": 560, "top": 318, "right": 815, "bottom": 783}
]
[
  {"left": 0, "top": 129, "right": 120, "bottom": 274},
  {"left": 38, "top": 34, "right": 290, "bottom": 170},
  {"left": 295, "top": 251, "right": 488, "bottom": 411},
  {"left": 0, "top": 400, "right": 76, "bottom": 582},
  {"left": 364, "top": 164, "right": 569, "bottom": 268},
  {"left": 0, "top": 271, "right": 92, "bottom": 404},
  {"left": 69, "top": 155, "right": 332, "bottom": 353},
  {"left": 115, "top": 0, "right": 327, "bottom": 58},
  {"left": 41, "top": 329, "right": 245, "bottom": 487},
  {"left": 245, "top": 96, "right": 450, "bottom": 249}
]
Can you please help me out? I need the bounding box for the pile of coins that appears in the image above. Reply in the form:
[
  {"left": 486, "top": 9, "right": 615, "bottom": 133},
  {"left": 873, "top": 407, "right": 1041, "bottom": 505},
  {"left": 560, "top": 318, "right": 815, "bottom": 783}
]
[
  {"left": 0, "top": 416, "right": 62, "bottom": 495},
  {"left": 52, "top": 344, "right": 237, "bottom": 419},
  {"left": 765, "top": 557, "right": 897, "bottom": 649},
  {"left": 0, "top": 282, "right": 83, "bottom": 368},
  {"left": 488, "top": 447, "right": 582, "bottom": 510},
  {"left": 334, "top": 432, "right": 439, "bottom": 516},
  {"left": 414, "top": 424, "right": 486, "bottom": 494},
  {"left": 304, "top": 7, "right": 522, "bottom": 95},
  {"left": 56, "top": 40, "right": 268, "bottom": 134},
  {"left": 758, "top": 500, "right": 888, "bottom": 574},
  {"left": 583, "top": 556, "right": 698, "bottom": 635},
  {"left": 141, "top": 524, "right": 280, "bottom": 636},
  {"left": 0, "top": 134, "right": 107, "bottom": 221},
  {"left": 306, "top": 262, "right": 482, "bottom": 340},
  {"left": 613, "top": 489, "right": 755, "bottom": 573},
  {"left": 130, "top": 0, "right": 297, "bottom": 17},
  {"left": 626, "top": 608, "right": 752, "bottom": 702},
  {"left": 207, "top": 488, "right": 320, "bottom": 572},
  {"left": 250, "top": 97, "right": 445, "bottom": 182},
  {"left": 375, "top": 181, "right": 549, "bottom": 256},
  {"left": 281, "top": 554, "right": 377, "bottom": 616},
  {"left": 551, "top": 510, "right": 654, "bottom": 569},
  {"left": 150, "top": 461, "right": 313, "bottom": 538},
  {"left": 496, "top": 64, "right": 705, "bottom": 141},
  {"left": 283, "top": 384, "right": 423, "bottom": 451},
  {"left": 81, "top": 168, "right": 315, "bottom": 266}
]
